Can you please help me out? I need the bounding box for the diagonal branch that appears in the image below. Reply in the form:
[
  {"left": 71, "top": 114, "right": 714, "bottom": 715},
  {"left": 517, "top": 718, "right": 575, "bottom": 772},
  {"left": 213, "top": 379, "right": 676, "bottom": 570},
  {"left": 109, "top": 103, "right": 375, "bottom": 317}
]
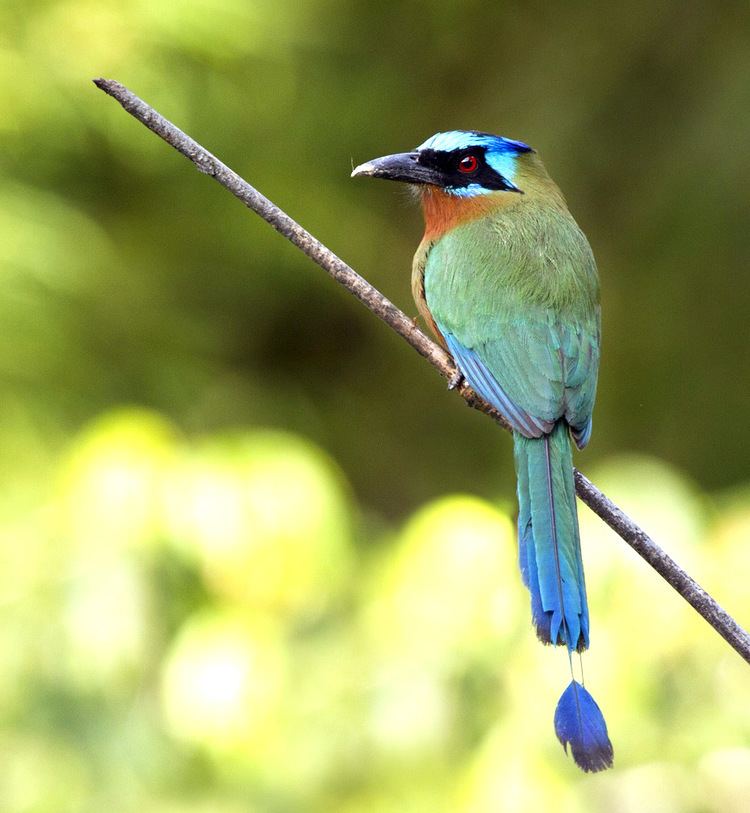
[{"left": 93, "top": 77, "right": 750, "bottom": 666}]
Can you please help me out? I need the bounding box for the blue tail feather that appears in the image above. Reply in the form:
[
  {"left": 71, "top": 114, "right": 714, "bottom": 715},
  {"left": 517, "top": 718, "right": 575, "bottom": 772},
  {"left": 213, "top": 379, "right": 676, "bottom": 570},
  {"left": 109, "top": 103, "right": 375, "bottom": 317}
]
[
  {"left": 513, "top": 422, "right": 588, "bottom": 650},
  {"left": 517, "top": 508, "right": 551, "bottom": 643},
  {"left": 514, "top": 422, "right": 613, "bottom": 771},
  {"left": 554, "top": 680, "right": 613, "bottom": 772}
]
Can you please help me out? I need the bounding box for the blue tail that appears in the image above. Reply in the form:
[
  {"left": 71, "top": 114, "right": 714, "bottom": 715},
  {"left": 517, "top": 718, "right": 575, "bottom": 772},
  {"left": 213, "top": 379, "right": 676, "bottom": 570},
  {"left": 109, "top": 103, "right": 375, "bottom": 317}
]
[
  {"left": 514, "top": 421, "right": 613, "bottom": 772},
  {"left": 514, "top": 421, "right": 588, "bottom": 650}
]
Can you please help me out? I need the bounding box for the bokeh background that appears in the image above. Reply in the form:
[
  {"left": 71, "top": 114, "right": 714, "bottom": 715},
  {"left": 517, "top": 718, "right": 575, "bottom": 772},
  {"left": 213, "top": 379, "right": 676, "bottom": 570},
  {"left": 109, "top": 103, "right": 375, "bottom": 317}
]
[{"left": 2, "top": 1, "right": 750, "bottom": 811}]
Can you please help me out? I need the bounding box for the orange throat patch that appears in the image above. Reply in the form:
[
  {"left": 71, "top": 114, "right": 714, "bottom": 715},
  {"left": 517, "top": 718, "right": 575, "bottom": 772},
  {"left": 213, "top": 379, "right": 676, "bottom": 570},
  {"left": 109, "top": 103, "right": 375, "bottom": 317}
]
[{"left": 420, "top": 187, "right": 500, "bottom": 241}]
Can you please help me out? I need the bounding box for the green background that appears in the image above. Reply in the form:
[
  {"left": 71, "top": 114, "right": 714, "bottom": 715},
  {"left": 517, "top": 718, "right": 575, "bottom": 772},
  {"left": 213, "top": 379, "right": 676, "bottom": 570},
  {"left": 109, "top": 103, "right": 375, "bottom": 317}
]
[{"left": 2, "top": 2, "right": 750, "bottom": 811}]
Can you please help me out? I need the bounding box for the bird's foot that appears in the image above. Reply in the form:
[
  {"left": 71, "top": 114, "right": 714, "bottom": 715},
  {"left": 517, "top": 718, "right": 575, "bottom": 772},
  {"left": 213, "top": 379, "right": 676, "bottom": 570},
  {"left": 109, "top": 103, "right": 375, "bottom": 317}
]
[{"left": 447, "top": 369, "right": 464, "bottom": 390}]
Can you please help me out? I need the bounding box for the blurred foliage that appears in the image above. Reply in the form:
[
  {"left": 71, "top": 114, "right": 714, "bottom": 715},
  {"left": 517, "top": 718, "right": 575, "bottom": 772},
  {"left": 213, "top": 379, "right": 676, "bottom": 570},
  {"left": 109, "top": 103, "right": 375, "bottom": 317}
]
[
  {"left": 2, "top": 408, "right": 750, "bottom": 812},
  {"left": 1, "top": 0, "right": 750, "bottom": 811}
]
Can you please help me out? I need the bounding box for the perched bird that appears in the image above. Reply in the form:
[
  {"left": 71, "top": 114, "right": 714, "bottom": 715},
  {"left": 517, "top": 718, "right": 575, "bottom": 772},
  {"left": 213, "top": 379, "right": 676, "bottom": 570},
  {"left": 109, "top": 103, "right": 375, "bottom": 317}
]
[{"left": 352, "top": 130, "right": 613, "bottom": 772}]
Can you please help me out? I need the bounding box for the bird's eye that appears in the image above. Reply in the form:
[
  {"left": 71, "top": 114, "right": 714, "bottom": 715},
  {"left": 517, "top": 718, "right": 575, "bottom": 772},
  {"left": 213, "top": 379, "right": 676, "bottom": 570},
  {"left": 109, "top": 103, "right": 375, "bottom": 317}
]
[{"left": 458, "top": 154, "right": 479, "bottom": 173}]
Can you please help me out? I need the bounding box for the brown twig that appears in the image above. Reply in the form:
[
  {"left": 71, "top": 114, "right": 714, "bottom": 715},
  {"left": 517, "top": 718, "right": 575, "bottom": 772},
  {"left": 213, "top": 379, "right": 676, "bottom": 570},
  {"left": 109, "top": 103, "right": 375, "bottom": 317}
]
[{"left": 93, "top": 77, "right": 750, "bottom": 666}]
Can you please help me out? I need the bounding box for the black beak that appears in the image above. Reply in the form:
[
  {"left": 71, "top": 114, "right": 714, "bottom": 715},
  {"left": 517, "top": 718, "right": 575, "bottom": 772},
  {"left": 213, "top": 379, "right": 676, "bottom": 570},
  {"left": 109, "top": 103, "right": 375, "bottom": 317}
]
[{"left": 351, "top": 151, "right": 441, "bottom": 186}]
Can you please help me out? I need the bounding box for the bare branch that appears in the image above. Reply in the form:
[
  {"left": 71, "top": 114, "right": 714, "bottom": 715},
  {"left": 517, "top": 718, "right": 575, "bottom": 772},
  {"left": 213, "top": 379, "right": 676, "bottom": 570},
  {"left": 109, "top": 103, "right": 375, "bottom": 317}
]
[
  {"left": 574, "top": 471, "right": 750, "bottom": 662},
  {"left": 93, "top": 78, "right": 750, "bottom": 666}
]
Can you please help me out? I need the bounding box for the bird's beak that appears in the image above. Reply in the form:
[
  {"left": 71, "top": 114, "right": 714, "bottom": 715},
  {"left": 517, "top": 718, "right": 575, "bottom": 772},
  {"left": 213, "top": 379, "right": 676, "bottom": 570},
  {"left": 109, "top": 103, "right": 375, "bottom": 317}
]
[{"left": 351, "top": 151, "right": 440, "bottom": 185}]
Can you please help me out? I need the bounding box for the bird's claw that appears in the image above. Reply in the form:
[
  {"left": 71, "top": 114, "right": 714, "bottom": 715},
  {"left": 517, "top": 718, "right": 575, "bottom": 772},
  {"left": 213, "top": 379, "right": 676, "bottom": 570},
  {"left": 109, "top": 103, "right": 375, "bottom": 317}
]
[{"left": 447, "top": 369, "right": 464, "bottom": 390}]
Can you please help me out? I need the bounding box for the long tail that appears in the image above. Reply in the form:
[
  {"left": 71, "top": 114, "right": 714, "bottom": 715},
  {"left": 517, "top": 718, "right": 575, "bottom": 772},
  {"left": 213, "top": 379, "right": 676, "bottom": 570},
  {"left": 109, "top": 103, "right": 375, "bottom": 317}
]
[{"left": 514, "top": 421, "right": 613, "bottom": 772}]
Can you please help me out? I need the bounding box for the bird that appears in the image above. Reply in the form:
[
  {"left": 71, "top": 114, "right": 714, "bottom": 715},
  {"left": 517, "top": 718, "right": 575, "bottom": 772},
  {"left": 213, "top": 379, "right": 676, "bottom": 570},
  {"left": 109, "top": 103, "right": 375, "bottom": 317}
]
[{"left": 352, "top": 130, "right": 613, "bottom": 772}]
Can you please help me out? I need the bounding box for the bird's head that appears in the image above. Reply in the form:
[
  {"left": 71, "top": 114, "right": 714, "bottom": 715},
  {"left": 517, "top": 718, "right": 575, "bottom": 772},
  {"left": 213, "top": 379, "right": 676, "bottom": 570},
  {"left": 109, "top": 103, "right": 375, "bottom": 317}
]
[
  {"left": 352, "top": 130, "right": 558, "bottom": 239},
  {"left": 351, "top": 130, "right": 535, "bottom": 197}
]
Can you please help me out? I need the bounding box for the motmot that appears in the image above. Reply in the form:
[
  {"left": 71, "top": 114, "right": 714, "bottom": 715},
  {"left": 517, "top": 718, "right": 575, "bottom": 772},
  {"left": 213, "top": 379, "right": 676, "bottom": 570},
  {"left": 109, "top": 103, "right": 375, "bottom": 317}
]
[{"left": 352, "top": 131, "right": 613, "bottom": 772}]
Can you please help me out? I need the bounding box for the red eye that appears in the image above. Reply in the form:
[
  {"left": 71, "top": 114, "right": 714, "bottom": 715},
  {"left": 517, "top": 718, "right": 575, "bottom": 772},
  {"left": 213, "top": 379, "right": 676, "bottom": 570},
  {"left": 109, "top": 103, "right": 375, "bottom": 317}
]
[{"left": 458, "top": 154, "right": 479, "bottom": 173}]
